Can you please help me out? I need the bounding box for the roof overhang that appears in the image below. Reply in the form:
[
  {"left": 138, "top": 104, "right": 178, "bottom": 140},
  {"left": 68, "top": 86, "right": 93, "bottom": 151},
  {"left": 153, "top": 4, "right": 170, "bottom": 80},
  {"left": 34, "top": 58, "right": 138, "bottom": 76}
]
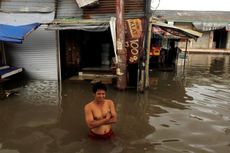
[
  {"left": 193, "top": 22, "right": 230, "bottom": 31},
  {"left": 151, "top": 20, "right": 202, "bottom": 40},
  {"left": 47, "top": 19, "right": 110, "bottom": 32}
]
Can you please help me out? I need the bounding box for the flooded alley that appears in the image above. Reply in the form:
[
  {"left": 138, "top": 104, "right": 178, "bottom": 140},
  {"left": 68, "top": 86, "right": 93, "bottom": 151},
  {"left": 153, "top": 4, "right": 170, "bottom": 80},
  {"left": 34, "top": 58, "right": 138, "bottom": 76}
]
[{"left": 0, "top": 53, "right": 230, "bottom": 153}]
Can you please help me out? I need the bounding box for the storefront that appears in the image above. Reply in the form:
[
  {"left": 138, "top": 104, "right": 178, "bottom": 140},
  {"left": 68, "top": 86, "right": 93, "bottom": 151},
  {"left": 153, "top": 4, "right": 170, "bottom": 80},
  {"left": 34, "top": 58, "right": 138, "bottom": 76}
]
[{"left": 145, "top": 18, "right": 202, "bottom": 87}]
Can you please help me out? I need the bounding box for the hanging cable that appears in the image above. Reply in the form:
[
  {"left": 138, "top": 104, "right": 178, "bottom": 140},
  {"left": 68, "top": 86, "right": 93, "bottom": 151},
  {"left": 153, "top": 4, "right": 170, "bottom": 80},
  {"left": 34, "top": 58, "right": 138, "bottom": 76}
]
[{"left": 151, "top": 0, "right": 161, "bottom": 15}]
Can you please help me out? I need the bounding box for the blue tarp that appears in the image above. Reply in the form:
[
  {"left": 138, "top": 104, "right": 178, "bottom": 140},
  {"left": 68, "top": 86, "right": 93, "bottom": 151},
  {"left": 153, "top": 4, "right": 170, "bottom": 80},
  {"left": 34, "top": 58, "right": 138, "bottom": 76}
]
[{"left": 0, "top": 23, "right": 41, "bottom": 43}]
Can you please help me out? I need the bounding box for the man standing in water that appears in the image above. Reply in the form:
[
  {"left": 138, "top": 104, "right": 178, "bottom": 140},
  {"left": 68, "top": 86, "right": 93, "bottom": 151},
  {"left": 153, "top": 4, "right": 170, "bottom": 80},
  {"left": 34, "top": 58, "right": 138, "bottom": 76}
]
[{"left": 84, "top": 82, "right": 117, "bottom": 139}]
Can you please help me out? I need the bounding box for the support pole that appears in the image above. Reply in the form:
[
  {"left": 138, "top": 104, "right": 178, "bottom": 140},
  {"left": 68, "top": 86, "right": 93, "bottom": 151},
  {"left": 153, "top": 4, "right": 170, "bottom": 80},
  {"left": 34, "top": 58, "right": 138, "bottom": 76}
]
[
  {"left": 183, "top": 39, "right": 188, "bottom": 71},
  {"left": 116, "top": 0, "right": 126, "bottom": 90},
  {"left": 143, "top": 0, "right": 152, "bottom": 89}
]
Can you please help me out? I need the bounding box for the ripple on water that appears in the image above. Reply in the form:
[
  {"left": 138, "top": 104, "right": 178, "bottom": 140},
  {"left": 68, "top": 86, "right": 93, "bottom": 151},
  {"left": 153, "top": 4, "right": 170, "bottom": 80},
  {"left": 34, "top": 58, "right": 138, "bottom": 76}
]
[
  {"left": 19, "top": 80, "right": 59, "bottom": 105},
  {"left": 211, "top": 125, "right": 230, "bottom": 134},
  {"left": 189, "top": 114, "right": 212, "bottom": 122}
]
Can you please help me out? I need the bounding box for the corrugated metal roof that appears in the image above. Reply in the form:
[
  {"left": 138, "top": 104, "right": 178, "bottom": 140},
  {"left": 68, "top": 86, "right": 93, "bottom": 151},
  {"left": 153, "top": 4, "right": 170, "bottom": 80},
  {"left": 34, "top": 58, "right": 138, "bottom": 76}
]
[
  {"left": 55, "top": 0, "right": 145, "bottom": 19},
  {"left": 83, "top": 0, "right": 145, "bottom": 19},
  {"left": 193, "top": 22, "right": 230, "bottom": 31},
  {"left": 154, "top": 10, "right": 230, "bottom": 23},
  {"left": 56, "top": 0, "right": 83, "bottom": 18}
]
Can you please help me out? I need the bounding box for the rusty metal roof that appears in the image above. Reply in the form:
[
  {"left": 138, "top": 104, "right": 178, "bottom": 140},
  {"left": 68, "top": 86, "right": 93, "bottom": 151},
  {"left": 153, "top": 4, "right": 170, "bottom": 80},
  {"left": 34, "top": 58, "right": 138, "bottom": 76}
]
[{"left": 83, "top": 0, "right": 145, "bottom": 19}]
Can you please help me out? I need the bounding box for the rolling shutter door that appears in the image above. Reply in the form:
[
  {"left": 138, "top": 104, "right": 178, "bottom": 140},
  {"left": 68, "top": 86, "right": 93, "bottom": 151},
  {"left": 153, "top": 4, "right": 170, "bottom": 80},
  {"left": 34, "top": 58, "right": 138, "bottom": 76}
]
[{"left": 5, "top": 27, "right": 58, "bottom": 80}]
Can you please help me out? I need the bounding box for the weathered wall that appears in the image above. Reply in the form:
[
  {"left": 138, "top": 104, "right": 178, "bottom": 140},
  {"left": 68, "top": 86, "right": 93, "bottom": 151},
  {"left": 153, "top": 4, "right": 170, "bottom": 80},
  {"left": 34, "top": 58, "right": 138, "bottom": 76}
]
[
  {"left": 174, "top": 22, "right": 210, "bottom": 49},
  {"left": 178, "top": 32, "right": 210, "bottom": 49}
]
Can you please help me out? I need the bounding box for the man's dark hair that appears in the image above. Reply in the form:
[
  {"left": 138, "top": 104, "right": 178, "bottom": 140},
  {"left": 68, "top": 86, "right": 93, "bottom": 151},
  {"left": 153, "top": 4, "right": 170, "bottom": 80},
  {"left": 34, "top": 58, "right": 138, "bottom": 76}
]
[{"left": 92, "top": 82, "right": 107, "bottom": 93}]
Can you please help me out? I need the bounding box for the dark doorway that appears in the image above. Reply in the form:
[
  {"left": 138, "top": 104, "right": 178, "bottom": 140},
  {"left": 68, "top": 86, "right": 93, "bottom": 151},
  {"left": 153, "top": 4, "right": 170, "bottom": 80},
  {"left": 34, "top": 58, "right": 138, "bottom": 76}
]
[
  {"left": 59, "top": 29, "right": 114, "bottom": 80},
  {"left": 213, "top": 29, "right": 227, "bottom": 49}
]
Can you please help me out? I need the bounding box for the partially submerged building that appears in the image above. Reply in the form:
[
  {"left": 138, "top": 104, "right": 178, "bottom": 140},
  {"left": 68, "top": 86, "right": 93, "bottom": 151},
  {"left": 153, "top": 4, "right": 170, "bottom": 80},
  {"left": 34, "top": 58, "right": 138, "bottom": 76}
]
[
  {"left": 144, "top": 17, "right": 202, "bottom": 87},
  {"left": 154, "top": 10, "right": 230, "bottom": 52},
  {"left": 0, "top": 0, "right": 148, "bottom": 89}
]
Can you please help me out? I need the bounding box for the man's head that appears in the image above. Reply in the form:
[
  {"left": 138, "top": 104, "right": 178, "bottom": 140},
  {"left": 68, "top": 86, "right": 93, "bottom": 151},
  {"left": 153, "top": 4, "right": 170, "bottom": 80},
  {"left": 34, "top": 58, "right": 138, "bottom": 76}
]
[
  {"left": 92, "top": 82, "right": 107, "bottom": 102},
  {"left": 92, "top": 82, "right": 107, "bottom": 93}
]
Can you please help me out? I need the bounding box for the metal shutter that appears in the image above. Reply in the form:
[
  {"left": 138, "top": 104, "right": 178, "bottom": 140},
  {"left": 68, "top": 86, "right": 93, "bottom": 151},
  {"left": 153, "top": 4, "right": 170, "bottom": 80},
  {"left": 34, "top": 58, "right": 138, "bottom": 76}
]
[{"left": 5, "top": 27, "right": 58, "bottom": 80}]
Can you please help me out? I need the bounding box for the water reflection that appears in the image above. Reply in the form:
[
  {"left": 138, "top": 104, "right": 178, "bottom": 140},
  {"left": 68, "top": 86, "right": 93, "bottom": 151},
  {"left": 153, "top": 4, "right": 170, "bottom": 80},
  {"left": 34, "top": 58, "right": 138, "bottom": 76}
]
[
  {"left": 0, "top": 54, "right": 229, "bottom": 153},
  {"left": 210, "top": 57, "right": 225, "bottom": 75}
]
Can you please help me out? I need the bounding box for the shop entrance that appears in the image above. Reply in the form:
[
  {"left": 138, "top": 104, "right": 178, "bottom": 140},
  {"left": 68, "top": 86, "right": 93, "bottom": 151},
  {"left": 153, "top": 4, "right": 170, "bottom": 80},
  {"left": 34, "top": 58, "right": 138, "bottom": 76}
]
[{"left": 59, "top": 29, "right": 114, "bottom": 80}]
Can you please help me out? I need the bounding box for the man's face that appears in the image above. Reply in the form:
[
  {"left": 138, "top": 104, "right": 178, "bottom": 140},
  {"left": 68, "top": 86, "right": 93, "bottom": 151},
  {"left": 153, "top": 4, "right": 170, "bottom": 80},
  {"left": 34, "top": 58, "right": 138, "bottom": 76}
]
[{"left": 94, "top": 89, "right": 106, "bottom": 102}]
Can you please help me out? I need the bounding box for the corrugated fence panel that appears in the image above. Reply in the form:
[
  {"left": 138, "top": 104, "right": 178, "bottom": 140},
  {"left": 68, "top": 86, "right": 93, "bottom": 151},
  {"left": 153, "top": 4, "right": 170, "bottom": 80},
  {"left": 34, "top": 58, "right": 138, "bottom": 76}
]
[
  {"left": 56, "top": 0, "right": 83, "bottom": 18},
  {"left": 5, "top": 28, "right": 58, "bottom": 80},
  {"left": 83, "top": 0, "right": 145, "bottom": 19},
  {"left": 0, "top": 0, "right": 55, "bottom": 12}
]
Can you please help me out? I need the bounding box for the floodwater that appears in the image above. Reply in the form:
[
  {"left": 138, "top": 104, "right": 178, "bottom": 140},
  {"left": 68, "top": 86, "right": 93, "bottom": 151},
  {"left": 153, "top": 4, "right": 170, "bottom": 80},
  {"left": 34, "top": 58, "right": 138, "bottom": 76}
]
[{"left": 0, "top": 54, "right": 230, "bottom": 153}]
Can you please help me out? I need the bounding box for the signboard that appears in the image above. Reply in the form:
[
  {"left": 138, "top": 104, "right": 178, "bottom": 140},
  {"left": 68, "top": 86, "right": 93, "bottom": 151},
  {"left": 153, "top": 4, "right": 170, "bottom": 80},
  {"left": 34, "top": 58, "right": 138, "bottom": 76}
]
[
  {"left": 125, "top": 18, "right": 144, "bottom": 64},
  {"left": 75, "top": 0, "right": 99, "bottom": 8}
]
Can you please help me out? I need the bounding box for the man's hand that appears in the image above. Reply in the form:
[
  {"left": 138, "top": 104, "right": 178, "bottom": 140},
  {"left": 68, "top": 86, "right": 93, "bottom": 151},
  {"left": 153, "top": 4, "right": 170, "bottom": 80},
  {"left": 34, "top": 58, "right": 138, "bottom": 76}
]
[
  {"left": 104, "top": 111, "right": 112, "bottom": 120},
  {"left": 105, "top": 111, "right": 117, "bottom": 124}
]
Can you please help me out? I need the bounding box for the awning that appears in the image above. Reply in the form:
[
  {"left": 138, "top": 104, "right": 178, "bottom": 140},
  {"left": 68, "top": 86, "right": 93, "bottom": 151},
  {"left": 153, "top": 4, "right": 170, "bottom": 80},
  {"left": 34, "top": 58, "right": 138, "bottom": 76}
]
[
  {"left": 0, "top": 23, "right": 41, "bottom": 43},
  {"left": 152, "top": 21, "right": 202, "bottom": 40},
  {"left": 47, "top": 19, "right": 110, "bottom": 32}
]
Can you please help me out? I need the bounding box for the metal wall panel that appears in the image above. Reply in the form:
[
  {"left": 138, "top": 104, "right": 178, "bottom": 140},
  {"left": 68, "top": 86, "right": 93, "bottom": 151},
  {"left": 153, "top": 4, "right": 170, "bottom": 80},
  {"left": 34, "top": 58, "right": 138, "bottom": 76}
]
[
  {"left": 0, "top": 12, "right": 55, "bottom": 25},
  {"left": 56, "top": 0, "right": 83, "bottom": 18},
  {"left": 4, "top": 27, "right": 58, "bottom": 80},
  {"left": 55, "top": 0, "right": 144, "bottom": 19},
  {"left": 0, "top": 0, "right": 55, "bottom": 25}
]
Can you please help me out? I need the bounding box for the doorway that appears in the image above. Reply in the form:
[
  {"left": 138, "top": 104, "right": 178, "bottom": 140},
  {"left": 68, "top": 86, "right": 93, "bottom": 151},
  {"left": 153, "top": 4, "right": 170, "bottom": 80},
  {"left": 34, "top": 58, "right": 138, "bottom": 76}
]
[
  {"left": 59, "top": 29, "right": 114, "bottom": 80},
  {"left": 213, "top": 29, "right": 227, "bottom": 49}
]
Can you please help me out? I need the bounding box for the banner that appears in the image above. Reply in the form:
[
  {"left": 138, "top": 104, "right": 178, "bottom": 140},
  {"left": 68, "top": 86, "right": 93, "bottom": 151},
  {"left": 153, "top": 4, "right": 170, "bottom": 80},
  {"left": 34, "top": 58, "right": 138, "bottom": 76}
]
[{"left": 125, "top": 18, "right": 144, "bottom": 64}]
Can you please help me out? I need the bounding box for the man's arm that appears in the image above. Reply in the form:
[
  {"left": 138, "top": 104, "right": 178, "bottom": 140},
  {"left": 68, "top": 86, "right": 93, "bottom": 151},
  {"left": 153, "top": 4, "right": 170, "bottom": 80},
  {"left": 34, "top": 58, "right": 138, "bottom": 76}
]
[
  {"left": 84, "top": 105, "right": 111, "bottom": 129},
  {"left": 105, "top": 100, "right": 117, "bottom": 124}
]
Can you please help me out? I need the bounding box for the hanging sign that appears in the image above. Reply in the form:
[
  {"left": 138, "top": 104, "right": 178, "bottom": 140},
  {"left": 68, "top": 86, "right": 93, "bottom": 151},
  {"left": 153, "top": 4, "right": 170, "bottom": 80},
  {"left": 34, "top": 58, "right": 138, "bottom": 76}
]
[{"left": 125, "top": 18, "right": 144, "bottom": 64}]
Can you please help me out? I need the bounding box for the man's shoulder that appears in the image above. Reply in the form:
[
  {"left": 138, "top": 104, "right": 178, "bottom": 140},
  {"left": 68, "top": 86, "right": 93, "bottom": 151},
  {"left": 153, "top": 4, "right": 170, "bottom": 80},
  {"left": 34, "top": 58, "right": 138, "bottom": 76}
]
[
  {"left": 84, "top": 101, "right": 94, "bottom": 109},
  {"left": 105, "top": 99, "right": 114, "bottom": 104}
]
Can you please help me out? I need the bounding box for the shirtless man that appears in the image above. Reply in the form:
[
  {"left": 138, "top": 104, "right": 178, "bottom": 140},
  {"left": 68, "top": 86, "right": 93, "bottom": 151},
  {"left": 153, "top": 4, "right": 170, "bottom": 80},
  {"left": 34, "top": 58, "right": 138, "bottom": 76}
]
[{"left": 84, "top": 82, "right": 117, "bottom": 139}]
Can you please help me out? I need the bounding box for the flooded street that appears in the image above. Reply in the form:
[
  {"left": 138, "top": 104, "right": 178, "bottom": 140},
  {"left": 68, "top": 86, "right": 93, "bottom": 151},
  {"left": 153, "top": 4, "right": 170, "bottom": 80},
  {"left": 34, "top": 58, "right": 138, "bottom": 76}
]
[{"left": 0, "top": 54, "right": 230, "bottom": 153}]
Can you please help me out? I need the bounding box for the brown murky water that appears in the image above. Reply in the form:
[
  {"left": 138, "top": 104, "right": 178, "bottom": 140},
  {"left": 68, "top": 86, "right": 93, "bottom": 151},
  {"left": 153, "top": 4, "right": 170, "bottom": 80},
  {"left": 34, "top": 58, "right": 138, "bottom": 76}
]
[{"left": 0, "top": 54, "right": 229, "bottom": 153}]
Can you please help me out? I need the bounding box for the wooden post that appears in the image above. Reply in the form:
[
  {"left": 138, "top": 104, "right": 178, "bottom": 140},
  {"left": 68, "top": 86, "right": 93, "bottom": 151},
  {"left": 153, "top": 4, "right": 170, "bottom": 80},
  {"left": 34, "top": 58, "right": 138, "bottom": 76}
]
[{"left": 116, "top": 0, "right": 126, "bottom": 90}]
